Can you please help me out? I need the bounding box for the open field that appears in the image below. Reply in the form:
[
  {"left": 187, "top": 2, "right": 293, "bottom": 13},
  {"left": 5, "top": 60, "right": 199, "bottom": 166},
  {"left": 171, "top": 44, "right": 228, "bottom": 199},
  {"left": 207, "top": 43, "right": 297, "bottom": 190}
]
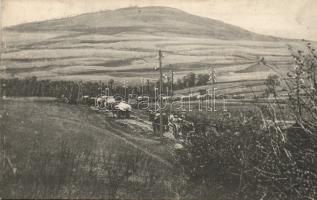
[
  {"left": 0, "top": 99, "right": 177, "bottom": 199},
  {"left": 1, "top": 30, "right": 306, "bottom": 96},
  {"left": 1, "top": 31, "right": 299, "bottom": 82}
]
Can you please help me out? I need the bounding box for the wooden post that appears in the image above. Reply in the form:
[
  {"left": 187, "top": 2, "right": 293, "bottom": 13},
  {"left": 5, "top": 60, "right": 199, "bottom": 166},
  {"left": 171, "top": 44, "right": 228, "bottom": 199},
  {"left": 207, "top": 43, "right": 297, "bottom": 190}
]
[
  {"left": 154, "top": 87, "right": 158, "bottom": 111},
  {"left": 123, "top": 80, "right": 127, "bottom": 101},
  {"left": 171, "top": 68, "right": 174, "bottom": 97},
  {"left": 141, "top": 78, "right": 144, "bottom": 95},
  {"left": 147, "top": 79, "right": 150, "bottom": 96},
  {"left": 210, "top": 66, "right": 216, "bottom": 112},
  {"left": 159, "top": 50, "right": 163, "bottom": 139}
]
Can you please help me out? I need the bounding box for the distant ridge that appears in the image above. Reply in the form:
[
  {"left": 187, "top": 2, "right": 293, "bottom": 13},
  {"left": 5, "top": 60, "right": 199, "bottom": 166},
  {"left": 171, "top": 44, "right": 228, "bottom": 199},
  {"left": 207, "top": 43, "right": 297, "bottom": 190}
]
[{"left": 6, "top": 6, "right": 282, "bottom": 41}]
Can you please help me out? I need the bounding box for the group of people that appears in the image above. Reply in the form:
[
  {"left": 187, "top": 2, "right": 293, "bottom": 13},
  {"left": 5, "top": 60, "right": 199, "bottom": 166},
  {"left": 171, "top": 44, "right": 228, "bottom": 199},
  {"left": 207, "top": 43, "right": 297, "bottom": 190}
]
[{"left": 149, "top": 110, "right": 194, "bottom": 141}]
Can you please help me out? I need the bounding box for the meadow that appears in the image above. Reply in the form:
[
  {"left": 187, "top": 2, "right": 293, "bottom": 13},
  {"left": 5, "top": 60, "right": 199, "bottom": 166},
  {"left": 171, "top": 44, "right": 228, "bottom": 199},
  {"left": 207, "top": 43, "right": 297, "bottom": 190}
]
[{"left": 0, "top": 99, "right": 176, "bottom": 199}]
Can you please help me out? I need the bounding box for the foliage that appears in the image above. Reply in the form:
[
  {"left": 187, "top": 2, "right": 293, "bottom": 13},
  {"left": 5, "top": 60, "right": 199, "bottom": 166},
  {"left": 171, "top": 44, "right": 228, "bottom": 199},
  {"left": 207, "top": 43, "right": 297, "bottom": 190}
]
[
  {"left": 286, "top": 42, "right": 317, "bottom": 128},
  {"left": 196, "top": 74, "right": 210, "bottom": 86},
  {"left": 183, "top": 72, "right": 196, "bottom": 87},
  {"left": 174, "top": 72, "right": 210, "bottom": 90},
  {"left": 0, "top": 77, "right": 139, "bottom": 104},
  {"left": 175, "top": 43, "right": 317, "bottom": 200},
  {"left": 265, "top": 74, "right": 280, "bottom": 97}
]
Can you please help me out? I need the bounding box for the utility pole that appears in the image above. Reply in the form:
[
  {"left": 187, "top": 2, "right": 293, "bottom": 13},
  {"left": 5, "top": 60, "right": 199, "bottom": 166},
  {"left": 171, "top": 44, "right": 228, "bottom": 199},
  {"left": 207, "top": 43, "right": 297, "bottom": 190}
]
[
  {"left": 154, "top": 87, "right": 158, "bottom": 111},
  {"left": 141, "top": 78, "right": 144, "bottom": 95},
  {"left": 187, "top": 82, "right": 190, "bottom": 93},
  {"left": 209, "top": 66, "right": 216, "bottom": 112},
  {"left": 159, "top": 50, "right": 163, "bottom": 140},
  {"left": 170, "top": 68, "right": 174, "bottom": 97},
  {"left": 99, "top": 80, "right": 102, "bottom": 95},
  {"left": 123, "top": 80, "right": 127, "bottom": 101},
  {"left": 147, "top": 79, "right": 150, "bottom": 96}
]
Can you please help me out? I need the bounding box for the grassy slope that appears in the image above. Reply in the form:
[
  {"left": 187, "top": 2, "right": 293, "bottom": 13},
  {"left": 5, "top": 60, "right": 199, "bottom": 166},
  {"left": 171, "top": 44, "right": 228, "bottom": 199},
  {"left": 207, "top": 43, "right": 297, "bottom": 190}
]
[
  {"left": 1, "top": 99, "right": 175, "bottom": 198},
  {"left": 1, "top": 99, "right": 172, "bottom": 162}
]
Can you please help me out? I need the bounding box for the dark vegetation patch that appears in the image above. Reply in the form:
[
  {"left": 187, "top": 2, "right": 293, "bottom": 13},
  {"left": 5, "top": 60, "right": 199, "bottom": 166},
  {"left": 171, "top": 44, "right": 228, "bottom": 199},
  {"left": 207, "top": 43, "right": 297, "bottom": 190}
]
[{"left": 93, "top": 58, "right": 138, "bottom": 67}]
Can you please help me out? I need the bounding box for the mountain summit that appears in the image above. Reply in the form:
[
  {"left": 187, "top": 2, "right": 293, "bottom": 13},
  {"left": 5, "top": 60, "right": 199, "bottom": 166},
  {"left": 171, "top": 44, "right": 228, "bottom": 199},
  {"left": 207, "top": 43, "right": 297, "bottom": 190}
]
[{"left": 7, "top": 6, "right": 279, "bottom": 41}]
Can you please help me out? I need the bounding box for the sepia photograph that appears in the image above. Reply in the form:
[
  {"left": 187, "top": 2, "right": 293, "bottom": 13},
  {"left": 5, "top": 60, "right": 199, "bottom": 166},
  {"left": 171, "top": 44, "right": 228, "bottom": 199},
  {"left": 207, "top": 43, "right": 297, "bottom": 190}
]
[{"left": 0, "top": 0, "right": 317, "bottom": 199}]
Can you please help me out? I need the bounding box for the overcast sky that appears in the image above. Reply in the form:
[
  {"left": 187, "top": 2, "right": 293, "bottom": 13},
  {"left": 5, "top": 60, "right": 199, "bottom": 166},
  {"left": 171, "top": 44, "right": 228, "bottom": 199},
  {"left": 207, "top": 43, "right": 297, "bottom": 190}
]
[{"left": 1, "top": 0, "right": 317, "bottom": 40}]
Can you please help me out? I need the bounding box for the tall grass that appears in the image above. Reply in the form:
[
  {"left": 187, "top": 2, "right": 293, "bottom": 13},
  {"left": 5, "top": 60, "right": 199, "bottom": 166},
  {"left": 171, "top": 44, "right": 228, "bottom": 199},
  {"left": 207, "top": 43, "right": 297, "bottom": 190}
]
[{"left": 0, "top": 116, "right": 174, "bottom": 199}]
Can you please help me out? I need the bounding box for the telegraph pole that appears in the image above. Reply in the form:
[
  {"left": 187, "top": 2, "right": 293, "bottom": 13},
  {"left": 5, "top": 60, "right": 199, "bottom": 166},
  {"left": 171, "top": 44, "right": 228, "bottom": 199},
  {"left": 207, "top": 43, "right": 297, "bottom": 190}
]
[
  {"left": 123, "top": 80, "right": 127, "bottom": 101},
  {"left": 99, "top": 80, "right": 102, "bottom": 95},
  {"left": 147, "top": 79, "right": 150, "bottom": 96},
  {"left": 159, "top": 50, "right": 163, "bottom": 139},
  {"left": 154, "top": 87, "right": 158, "bottom": 111},
  {"left": 171, "top": 68, "right": 174, "bottom": 97},
  {"left": 141, "top": 78, "right": 144, "bottom": 95},
  {"left": 209, "top": 66, "right": 216, "bottom": 112}
]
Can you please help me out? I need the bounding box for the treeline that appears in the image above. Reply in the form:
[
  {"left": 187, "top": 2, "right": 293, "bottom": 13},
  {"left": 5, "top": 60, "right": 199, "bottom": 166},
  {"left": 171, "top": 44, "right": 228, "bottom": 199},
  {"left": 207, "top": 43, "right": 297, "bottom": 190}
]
[
  {"left": 0, "top": 72, "right": 211, "bottom": 103},
  {"left": 154, "top": 72, "right": 210, "bottom": 92},
  {"left": 0, "top": 77, "right": 147, "bottom": 104}
]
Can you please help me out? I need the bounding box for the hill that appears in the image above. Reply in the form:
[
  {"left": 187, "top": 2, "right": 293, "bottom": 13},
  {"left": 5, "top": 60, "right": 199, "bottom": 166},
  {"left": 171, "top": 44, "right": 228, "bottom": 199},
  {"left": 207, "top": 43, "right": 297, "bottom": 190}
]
[
  {"left": 5, "top": 6, "right": 279, "bottom": 41},
  {"left": 1, "top": 6, "right": 304, "bottom": 88}
]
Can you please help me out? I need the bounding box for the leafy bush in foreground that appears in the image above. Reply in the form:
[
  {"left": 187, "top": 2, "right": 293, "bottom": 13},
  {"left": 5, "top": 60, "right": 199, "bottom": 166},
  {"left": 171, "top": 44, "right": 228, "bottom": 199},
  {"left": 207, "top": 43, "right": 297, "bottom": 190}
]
[
  {"left": 175, "top": 43, "right": 317, "bottom": 200},
  {"left": 175, "top": 110, "right": 317, "bottom": 200}
]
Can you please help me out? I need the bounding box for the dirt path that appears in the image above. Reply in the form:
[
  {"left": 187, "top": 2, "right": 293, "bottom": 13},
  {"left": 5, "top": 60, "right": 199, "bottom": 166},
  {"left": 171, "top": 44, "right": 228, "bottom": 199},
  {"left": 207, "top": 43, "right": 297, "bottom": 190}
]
[
  {"left": 31, "top": 104, "right": 174, "bottom": 168},
  {"left": 98, "top": 110, "right": 176, "bottom": 165}
]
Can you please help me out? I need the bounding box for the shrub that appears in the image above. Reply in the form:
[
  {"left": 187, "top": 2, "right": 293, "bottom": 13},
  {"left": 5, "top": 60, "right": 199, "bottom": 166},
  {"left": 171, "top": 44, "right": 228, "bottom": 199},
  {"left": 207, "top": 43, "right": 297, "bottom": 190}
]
[{"left": 175, "top": 43, "right": 317, "bottom": 199}]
